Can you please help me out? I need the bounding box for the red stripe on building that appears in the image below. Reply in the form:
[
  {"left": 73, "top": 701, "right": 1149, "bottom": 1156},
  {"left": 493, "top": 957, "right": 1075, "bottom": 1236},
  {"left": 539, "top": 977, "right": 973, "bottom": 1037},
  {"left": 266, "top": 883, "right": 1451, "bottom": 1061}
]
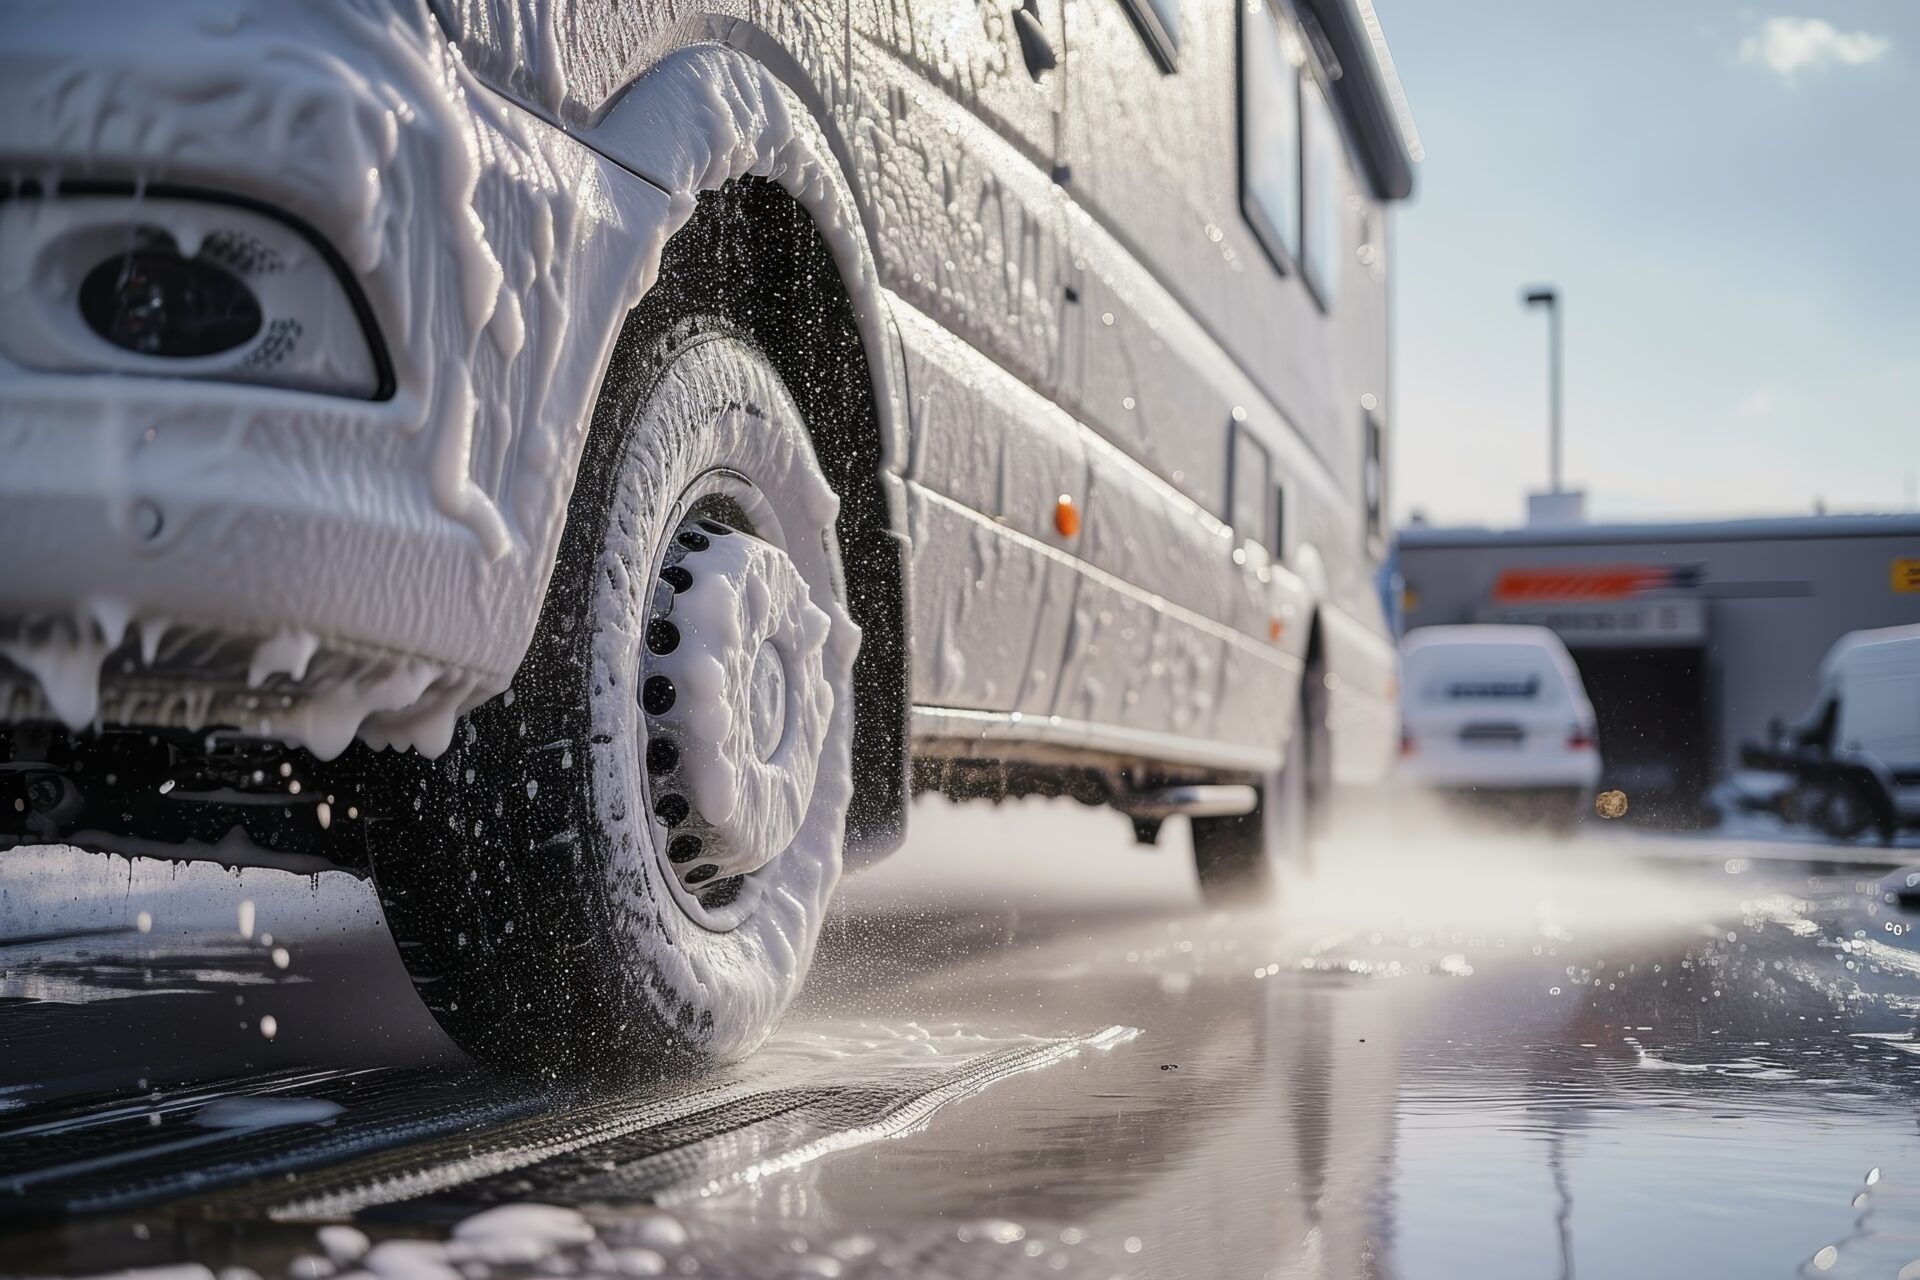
[{"left": 1493, "top": 566, "right": 1670, "bottom": 602}]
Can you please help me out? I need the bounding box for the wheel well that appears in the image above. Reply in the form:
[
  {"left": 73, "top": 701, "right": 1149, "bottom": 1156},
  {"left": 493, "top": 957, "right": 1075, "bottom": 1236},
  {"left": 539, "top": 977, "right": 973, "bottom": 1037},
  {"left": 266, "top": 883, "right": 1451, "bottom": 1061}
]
[
  {"left": 1303, "top": 612, "right": 1326, "bottom": 677},
  {"left": 1298, "top": 611, "right": 1331, "bottom": 799},
  {"left": 617, "top": 177, "right": 909, "bottom": 858}
]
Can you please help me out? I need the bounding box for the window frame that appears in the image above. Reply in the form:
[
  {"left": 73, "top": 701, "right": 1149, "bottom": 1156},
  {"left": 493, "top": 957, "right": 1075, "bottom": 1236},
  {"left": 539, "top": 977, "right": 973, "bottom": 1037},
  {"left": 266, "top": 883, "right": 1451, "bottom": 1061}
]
[
  {"left": 1231, "top": 422, "right": 1274, "bottom": 555},
  {"left": 1299, "top": 70, "right": 1345, "bottom": 311},
  {"left": 1239, "top": 0, "right": 1355, "bottom": 313},
  {"left": 1363, "top": 411, "right": 1386, "bottom": 555},
  {"left": 1238, "top": 0, "right": 1302, "bottom": 277},
  {"left": 1118, "top": 0, "right": 1181, "bottom": 73}
]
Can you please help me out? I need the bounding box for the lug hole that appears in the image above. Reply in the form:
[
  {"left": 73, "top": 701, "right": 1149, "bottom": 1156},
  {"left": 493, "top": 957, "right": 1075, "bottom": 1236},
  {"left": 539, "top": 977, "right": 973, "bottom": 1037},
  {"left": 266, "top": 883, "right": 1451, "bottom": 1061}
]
[
  {"left": 677, "top": 530, "right": 710, "bottom": 552},
  {"left": 655, "top": 794, "right": 690, "bottom": 827},
  {"left": 686, "top": 863, "right": 719, "bottom": 885},
  {"left": 646, "top": 619, "right": 680, "bottom": 656},
  {"left": 646, "top": 738, "right": 679, "bottom": 774},
  {"left": 643, "top": 675, "right": 676, "bottom": 715},
  {"left": 697, "top": 519, "right": 733, "bottom": 536},
  {"left": 667, "top": 835, "right": 703, "bottom": 864},
  {"left": 662, "top": 565, "right": 694, "bottom": 593}
]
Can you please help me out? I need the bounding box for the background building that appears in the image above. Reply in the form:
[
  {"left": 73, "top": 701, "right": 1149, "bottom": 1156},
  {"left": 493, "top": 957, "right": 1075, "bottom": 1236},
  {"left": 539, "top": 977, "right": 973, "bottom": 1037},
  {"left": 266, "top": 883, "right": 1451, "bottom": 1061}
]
[{"left": 1399, "top": 515, "right": 1920, "bottom": 823}]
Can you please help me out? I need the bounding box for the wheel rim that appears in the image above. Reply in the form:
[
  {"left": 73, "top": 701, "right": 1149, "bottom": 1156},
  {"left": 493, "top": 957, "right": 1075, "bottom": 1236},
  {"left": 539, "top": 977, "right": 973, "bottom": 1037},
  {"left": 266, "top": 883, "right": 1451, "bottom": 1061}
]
[{"left": 637, "top": 469, "right": 835, "bottom": 931}]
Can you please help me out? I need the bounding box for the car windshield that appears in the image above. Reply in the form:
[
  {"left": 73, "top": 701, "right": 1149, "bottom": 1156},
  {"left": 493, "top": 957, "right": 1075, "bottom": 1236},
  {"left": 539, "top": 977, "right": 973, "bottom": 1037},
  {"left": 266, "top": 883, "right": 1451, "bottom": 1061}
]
[{"left": 1406, "top": 644, "right": 1563, "bottom": 703}]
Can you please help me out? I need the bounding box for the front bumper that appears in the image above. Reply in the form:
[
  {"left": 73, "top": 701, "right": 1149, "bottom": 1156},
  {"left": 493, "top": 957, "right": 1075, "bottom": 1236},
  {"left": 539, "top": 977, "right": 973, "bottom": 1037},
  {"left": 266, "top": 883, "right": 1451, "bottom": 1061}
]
[
  {"left": 1397, "top": 752, "right": 1603, "bottom": 793},
  {"left": 0, "top": 0, "right": 667, "bottom": 756}
]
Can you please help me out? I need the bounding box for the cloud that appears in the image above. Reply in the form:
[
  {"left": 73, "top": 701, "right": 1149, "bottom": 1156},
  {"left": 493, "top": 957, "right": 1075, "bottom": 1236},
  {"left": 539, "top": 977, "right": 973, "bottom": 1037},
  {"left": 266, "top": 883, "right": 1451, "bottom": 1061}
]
[
  {"left": 1736, "top": 389, "right": 1774, "bottom": 418},
  {"left": 1739, "top": 17, "right": 1890, "bottom": 80}
]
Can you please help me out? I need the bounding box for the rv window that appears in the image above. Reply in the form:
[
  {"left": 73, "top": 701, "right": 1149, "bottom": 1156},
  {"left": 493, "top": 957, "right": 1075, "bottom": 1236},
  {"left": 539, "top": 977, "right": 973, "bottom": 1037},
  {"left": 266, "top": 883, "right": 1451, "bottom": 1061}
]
[
  {"left": 1240, "top": 0, "right": 1301, "bottom": 272},
  {"left": 1233, "top": 427, "right": 1272, "bottom": 552},
  {"left": 1302, "top": 74, "right": 1344, "bottom": 306},
  {"left": 1364, "top": 413, "right": 1385, "bottom": 546},
  {"left": 1121, "top": 0, "right": 1181, "bottom": 72}
]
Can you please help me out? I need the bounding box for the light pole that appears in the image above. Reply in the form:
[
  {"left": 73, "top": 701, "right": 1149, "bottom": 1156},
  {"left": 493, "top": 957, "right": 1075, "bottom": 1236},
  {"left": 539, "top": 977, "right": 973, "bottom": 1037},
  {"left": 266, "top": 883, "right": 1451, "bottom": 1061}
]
[{"left": 1522, "top": 286, "right": 1563, "bottom": 494}]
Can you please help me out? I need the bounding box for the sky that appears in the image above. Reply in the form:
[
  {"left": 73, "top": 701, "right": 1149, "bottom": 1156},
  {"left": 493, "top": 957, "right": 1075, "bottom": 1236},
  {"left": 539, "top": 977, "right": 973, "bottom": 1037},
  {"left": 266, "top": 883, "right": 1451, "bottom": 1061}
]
[{"left": 1374, "top": 2, "right": 1920, "bottom": 528}]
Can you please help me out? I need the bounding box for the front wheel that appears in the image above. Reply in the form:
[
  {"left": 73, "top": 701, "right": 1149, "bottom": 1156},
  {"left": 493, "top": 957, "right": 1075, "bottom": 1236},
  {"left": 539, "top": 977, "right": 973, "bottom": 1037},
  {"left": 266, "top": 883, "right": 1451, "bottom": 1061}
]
[{"left": 366, "top": 320, "right": 858, "bottom": 1076}]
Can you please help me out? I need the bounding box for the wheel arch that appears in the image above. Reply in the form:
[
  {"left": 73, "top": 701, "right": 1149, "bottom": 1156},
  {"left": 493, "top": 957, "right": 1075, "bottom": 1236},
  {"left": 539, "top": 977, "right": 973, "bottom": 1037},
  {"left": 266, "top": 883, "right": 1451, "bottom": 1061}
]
[{"left": 576, "top": 43, "right": 914, "bottom": 864}]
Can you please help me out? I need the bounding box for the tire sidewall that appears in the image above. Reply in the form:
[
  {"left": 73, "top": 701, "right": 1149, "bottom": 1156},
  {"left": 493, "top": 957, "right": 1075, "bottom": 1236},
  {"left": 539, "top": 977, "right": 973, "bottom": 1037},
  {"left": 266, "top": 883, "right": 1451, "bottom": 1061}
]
[{"left": 581, "top": 329, "right": 856, "bottom": 1063}]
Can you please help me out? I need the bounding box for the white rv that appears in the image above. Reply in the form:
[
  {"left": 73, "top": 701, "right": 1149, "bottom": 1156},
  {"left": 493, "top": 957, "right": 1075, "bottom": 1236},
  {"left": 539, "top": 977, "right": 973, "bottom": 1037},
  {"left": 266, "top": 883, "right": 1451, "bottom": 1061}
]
[{"left": 0, "top": 0, "right": 1420, "bottom": 1070}]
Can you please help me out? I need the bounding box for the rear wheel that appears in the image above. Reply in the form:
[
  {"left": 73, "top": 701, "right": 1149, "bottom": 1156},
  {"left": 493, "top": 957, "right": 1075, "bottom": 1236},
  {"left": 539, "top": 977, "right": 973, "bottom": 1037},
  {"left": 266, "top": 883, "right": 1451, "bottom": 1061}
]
[
  {"left": 366, "top": 320, "right": 858, "bottom": 1076},
  {"left": 1192, "top": 670, "right": 1324, "bottom": 906}
]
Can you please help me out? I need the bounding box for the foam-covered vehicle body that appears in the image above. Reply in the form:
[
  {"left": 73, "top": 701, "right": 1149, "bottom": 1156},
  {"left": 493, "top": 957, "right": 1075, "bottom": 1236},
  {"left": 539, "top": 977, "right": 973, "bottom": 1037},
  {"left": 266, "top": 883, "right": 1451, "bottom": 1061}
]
[
  {"left": 0, "top": 0, "right": 1417, "bottom": 1069},
  {"left": 1397, "top": 626, "right": 1601, "bottom": 825},
  {"left": 1741, "top": 624, "right": 1920, "bottom": 845}
]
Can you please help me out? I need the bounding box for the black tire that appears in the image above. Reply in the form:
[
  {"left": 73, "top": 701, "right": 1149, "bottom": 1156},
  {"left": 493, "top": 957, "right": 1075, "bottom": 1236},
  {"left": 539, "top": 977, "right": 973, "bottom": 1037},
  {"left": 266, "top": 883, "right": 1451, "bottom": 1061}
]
[
  {"left": 365, "top": 318, "right": 857, "bottom": 1077},
  {"left": 1816, "top": 782, "right": 1872, "bottom": 841},
  {"left": 1192, "top": 668, "right": 1324, "bottom": 906}
]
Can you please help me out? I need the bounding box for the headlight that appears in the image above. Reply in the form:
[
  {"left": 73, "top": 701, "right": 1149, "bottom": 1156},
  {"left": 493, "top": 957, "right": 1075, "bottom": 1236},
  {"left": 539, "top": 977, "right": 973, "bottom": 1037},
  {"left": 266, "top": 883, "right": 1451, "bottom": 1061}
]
[{"left": 0, "top": 186, "right": 390, "bottom": 399}]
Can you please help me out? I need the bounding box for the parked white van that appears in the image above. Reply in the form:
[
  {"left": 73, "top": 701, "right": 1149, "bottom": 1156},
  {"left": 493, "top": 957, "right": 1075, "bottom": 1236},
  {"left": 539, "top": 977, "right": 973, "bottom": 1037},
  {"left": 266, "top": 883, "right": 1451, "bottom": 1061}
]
[
  {"left": 1398, "top": 626, "right": 1602, "bottom": 824},
  {"left": 1741, "top": 624, "right": 1920, "bottom": 844},
  {"left": 0, "top": 0, "right": 1418, "bottom": 1071}
]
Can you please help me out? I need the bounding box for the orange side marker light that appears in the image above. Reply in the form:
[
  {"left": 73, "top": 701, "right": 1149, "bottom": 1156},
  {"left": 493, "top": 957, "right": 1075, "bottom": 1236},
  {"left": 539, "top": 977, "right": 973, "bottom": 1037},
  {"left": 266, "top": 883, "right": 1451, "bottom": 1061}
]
[
  {"left": 1054, "top": 494, "right": 1081, "bottom": 538},
  {"left": 1268, "top": 617, "right": 1285, "bottom": 643}
]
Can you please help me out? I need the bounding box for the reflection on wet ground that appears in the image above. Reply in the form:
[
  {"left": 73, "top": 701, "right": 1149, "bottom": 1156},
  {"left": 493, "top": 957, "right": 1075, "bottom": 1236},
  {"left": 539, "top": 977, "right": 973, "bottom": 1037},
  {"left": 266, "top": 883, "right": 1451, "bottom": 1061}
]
[{"left": 6, "top": 800, "right": 1920, "bottom": 1278}]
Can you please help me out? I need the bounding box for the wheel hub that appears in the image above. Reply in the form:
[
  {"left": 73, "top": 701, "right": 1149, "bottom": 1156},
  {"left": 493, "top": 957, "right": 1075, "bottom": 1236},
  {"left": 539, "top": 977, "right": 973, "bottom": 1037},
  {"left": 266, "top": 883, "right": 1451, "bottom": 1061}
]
[
  {"left": 639, "top": 512, "right": 834, "bottom": 898},
  {"left": 746, "top": 642, "right": 786, "bottom": 762}
]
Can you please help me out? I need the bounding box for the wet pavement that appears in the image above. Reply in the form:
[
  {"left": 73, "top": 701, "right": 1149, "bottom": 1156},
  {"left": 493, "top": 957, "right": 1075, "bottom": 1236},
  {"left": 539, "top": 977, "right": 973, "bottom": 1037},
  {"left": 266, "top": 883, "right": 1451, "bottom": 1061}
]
[{"left": 6, "top": 799, "right": 1920, "bottom": 1278}]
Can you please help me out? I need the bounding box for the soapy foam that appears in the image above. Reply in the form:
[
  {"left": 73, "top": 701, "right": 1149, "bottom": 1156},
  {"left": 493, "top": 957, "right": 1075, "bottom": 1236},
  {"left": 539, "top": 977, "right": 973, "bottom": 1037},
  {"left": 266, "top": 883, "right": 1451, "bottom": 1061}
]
[
  {"left": 649, "top": 522, "right": 833, "bottom": 882},
  {"left": 1, "top": 7, "right": 893, "bottom": 763},
  {"left": 583, "top": 335, "right": 856, "bottom": 1056}
]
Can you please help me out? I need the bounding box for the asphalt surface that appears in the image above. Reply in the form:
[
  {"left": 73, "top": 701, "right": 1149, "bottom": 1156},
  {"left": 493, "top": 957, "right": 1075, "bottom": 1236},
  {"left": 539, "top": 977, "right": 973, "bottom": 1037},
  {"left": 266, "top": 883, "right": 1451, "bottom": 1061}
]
[{"left": 5, "top": 798, "right": 1920, "bottom": 1279}]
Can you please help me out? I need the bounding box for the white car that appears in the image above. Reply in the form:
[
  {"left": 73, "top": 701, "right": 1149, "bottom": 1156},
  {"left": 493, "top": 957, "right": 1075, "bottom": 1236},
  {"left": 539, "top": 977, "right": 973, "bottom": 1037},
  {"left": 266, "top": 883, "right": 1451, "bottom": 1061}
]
[
  {"left": 1397, "top": 626, "right": 1601, "bottom": 824},
  {"left": 0, "top": 0, "right": 1417, "bottom": 1072}
]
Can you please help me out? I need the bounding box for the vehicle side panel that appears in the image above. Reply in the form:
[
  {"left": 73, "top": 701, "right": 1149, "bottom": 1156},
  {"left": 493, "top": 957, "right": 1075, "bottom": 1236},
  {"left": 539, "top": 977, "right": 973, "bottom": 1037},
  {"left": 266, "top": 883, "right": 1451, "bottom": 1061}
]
[
  {"left": 1058, "top": 0, "right": 1398, "bottom": 778},
  {"left": 435, "top": 0, "right": 1394, "bottom": 777},
  {"left": 895, "top": 301, "right": 1085, "bottom": 713},
  {"left": 843, "top": 18, "right": 1072, "bottom": 414},
  {"left": 1062, "top": 0, "right": 1393, "bottom": 474}
]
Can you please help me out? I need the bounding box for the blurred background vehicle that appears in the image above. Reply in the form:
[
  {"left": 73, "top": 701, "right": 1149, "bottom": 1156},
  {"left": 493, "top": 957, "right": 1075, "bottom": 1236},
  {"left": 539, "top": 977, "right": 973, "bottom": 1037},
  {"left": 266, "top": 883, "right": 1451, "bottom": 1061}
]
[
  {"left": 1739, "top": 623, "right": 1920, "bottom": 845},
  {"left": 1400, "top": 514, "right": 1920, "bottom": 827},
  {"left": 1396, "top": 624, "right": 1600, "bottom": 827}
]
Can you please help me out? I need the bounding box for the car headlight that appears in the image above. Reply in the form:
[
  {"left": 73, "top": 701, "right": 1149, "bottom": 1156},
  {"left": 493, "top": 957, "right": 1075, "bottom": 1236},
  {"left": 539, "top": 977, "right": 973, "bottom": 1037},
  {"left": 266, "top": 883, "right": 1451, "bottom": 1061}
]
[{"left": 0, "top": 185, "right": 391, "bottom": 399}]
